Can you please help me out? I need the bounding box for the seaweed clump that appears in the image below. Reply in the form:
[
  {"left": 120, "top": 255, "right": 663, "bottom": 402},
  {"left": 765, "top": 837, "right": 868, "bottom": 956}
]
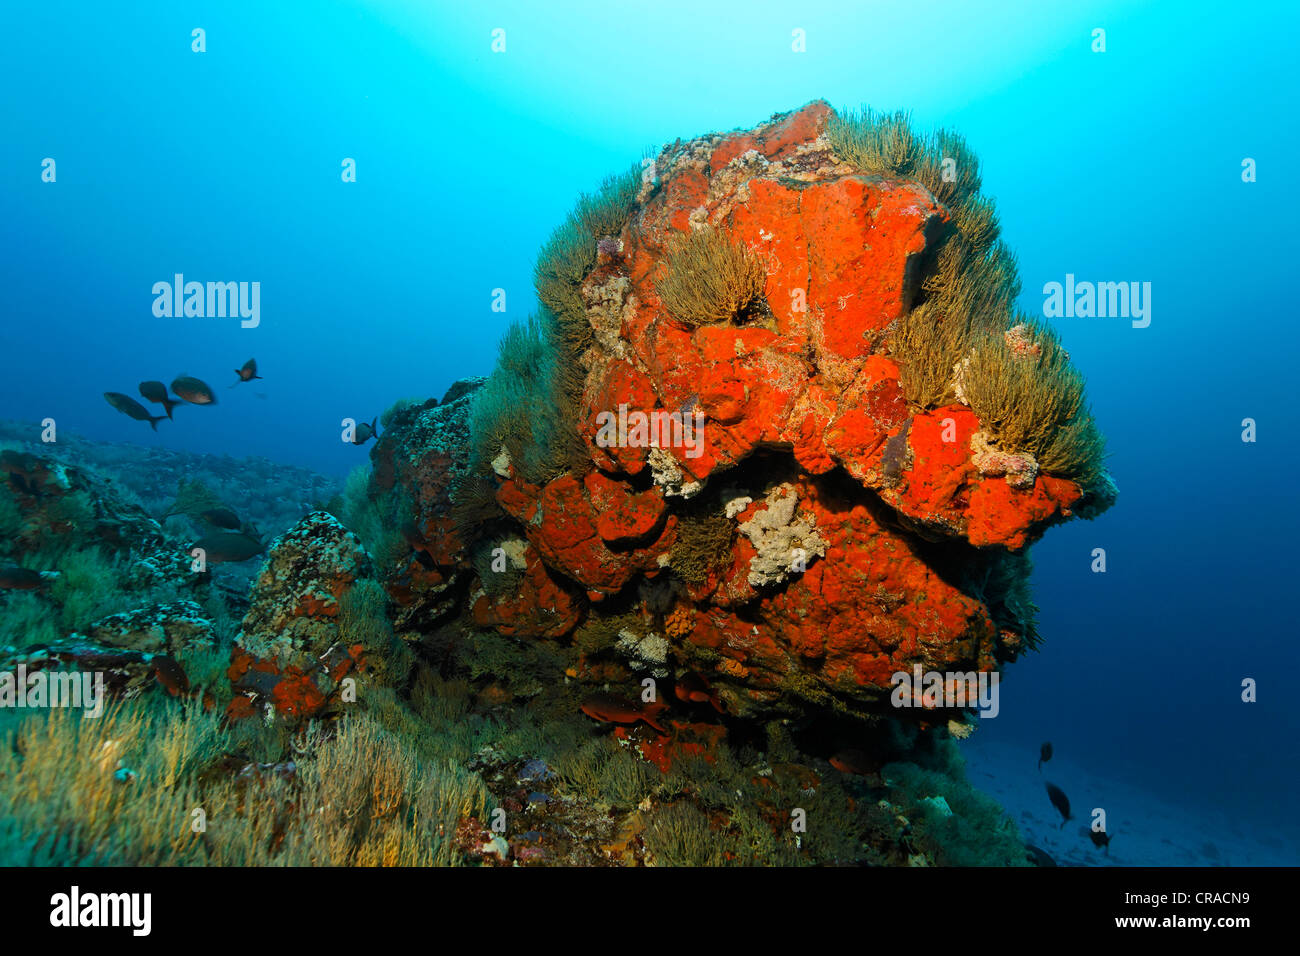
[
  {"left": 535, "top": 164, "right": 642, "bottom": 353},
  {"left": 338, "top": 578, "right": 415, "bottom": 686},
  {"left": 960, "top": 321, "right": 1107, "bottom": 489},
  {"left": 655, "top": 225, "right": 769, "bottom": 327},
  {"left": 669, "top": 510, "right": 736, "bottom": 586},
  {"left": 464, "top": 311, "right": 575, "bottom": 488},
  {"left": 334, "top": 465, "right": 408, "bottom": 573}
]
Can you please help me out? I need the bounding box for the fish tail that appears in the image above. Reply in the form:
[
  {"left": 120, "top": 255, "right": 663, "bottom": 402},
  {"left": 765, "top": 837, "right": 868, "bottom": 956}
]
[{"left": 150, "top": 415, "right": 164, "bottom": 431}]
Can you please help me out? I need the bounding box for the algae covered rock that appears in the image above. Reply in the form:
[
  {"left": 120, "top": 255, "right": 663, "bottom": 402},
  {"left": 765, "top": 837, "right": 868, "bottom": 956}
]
[
  {"left": 236, "top": 511, "right": 372, "bottom": 665},
  {"left": 85, "top": 600, "right": 216, "bottom": 654},
  {"left": 229, "top": 510, "right": 417, "bottom": 721},
  {"left": 365, "top": 379, "right": 485, "bottom": 631}
]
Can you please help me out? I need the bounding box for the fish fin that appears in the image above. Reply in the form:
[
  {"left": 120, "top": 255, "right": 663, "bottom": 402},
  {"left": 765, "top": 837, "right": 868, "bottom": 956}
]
[{"left": 149, "top": 416, "right": 164, "bottom": 431}]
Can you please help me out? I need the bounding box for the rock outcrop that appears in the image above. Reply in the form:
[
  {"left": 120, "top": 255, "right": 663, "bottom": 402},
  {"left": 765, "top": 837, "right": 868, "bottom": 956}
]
[
  {"left": 0, "top": 451, "right": 228, "bottom": 699},
  {"left": 227, "top": 512, "right": 375, "bottom": 721},
  {"left": 366, "top": 102, "right": 1115, "bottom": 721}
]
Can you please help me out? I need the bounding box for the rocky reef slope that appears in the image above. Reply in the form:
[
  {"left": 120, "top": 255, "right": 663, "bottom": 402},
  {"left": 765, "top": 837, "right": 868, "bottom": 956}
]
[{"left": 0, "top": 103, "right": 1113, "bottom": 867}]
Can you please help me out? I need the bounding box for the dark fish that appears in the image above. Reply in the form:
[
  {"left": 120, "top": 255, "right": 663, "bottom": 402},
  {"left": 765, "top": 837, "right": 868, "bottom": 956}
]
[
  {"left": 151, "top": 655, "right": 191, "bottom": 697},
  {"left": 1089, "top": 828, "right": 1111, "bottom": 854},
  {"left": 192, "top": 531, "right": 264, "bottom": 564},
  {"left": 1038, "top": 741, "right": 1053, "bottom": 771},
  {"left": 580, "top": 692, "right": 667, "bottom": 733},
  {"left": 138, "top": 381, "right": 181, "bottom": 419},
  {"left": 0, "top": 566, "right": 54, "bottom": 591},
  {"left": 234, "top": 358, "right": 262, "bottom": 383},
  {"left": 1025, "top": 843, "right": 1057, "bottom": 867},
  {"left": 198, "top": 507, "right": 241, "bottom": 530},
  {"left": 1045, "top": 782, "right": 1071, "bottom": 828},
  {"left": 829, "top": 748, "right": 880, "bottom": 776},
  {"left": 171, "top": 375, "right": 217, "bottom": 405},
  {"left": 674, "top": 671, "right": 724, "bottom": 712},
  {"left": 104, "top": 392, "right": 165, "bottom": 430},
  {"left": 400, "top": 521, "right": 436, "bottom": 568},
  {"left": 0, "top": 450, "right": 37, "bottom": 495},
  {"left": 351, "top": 417, "right": 378, "bottom": 446}
]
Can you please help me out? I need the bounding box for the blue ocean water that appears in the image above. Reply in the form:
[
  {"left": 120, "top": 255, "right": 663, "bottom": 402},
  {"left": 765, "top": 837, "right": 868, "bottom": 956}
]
[{"left": 2, "top": 1, "right": 1296, "bottom": 862}]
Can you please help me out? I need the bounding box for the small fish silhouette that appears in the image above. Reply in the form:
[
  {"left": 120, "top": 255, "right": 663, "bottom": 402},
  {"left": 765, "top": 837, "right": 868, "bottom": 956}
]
[
  {"left": 0, "top": 566, "right": 55, "bottom": 591},
  {"left": 829, "top": 748, "right": 881, "bottom": 777},
  {"left": 104, "top": 392, "right": 165, "bottom": 430},
  {"left": 1045, "top": 782, "right": 1071, "bottom": 828},
  {"left": 171, "top": 375, "right": 217, "bottom": 405},
  {"left": 351, "top": 417, "right": 378, "bottom": 446},
  {"left": 192, "top": 531, "right": 265, "bottom": 564},
  {"left": 1089, "top": 828, "right": 1111, "bottom": 855},
  {"left": 1025, "top": 843, "right": 1057, "bottom": 867},
  {"left": 138, "top": 381, "right": 181, "bottom": 419},
  {"left": 233, "top": 358, "right": 262, "bottom": 384}
]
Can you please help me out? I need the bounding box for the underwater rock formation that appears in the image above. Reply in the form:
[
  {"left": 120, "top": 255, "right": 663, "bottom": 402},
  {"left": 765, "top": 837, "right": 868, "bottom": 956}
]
[
  {"left": 85, "top": 601, "right": 216, "bottom": 654},
  {"left": 367, "top": 381, "right": 482, "bottom": 630},
  {"left": 1, "top": 449, "right": 187, "bottom": 578},
  {"left": 368, "top": 101, "right": 1114, "bottom": 722},
  {"left": 227, "top": 512, "right": 375, "bottom": 721},
  {"left": 0, "top": 451, "right": 230, "bottom": 698}
]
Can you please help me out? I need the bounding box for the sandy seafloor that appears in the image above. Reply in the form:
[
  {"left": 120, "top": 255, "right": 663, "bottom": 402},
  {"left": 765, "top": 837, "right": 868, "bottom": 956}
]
[{"left": 959, "top": 735, "right": 1298, "bottom": 868}]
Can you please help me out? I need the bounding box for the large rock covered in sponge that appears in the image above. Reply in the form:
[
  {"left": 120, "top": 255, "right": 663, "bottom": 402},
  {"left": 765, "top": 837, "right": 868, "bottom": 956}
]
[{"left": 376, "top": 102, "right": 1115, "bottom": 720}]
